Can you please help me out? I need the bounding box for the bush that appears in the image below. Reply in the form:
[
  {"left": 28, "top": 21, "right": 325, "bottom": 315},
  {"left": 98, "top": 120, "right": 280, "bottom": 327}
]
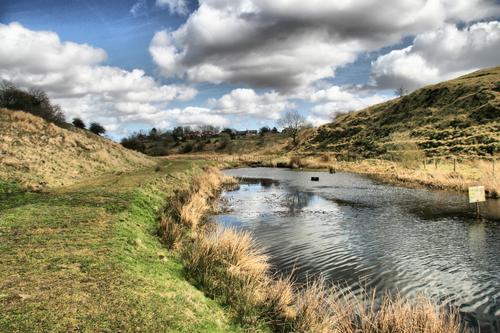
[
  {"left": 121, "top": 135, "right": 146, "bottom": 153},
  {"left": 72, "top": 118, "right": 86, "bottom": 129},
  {"left": 181, "top": 143, "right": 193, "bottom": 153},
  {"left": 89, "top": 122, "right": 106, "bottom": 136},
  {"left": 217, "top": 133, "right": 231, "bottom": 151}
]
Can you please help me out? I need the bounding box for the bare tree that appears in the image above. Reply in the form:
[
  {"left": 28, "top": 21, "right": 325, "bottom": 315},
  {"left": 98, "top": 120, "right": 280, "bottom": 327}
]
[
  {"left": 278, "top": 110, "right": 306, "bottom": 145},
  {"left": 395, "top": 86, "right": 408, "bottom": 97}
]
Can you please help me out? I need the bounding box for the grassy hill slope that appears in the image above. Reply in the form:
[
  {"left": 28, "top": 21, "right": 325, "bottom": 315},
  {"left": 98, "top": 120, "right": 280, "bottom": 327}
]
[
  {"left": 0, "top": 160, "right": 243, "bottom": 332},
  {"left": 305, "top": 66, "right": 500, "bottom": 159},
  {"left": 0, "top": 108, "right": 154, "bottom": 190}
]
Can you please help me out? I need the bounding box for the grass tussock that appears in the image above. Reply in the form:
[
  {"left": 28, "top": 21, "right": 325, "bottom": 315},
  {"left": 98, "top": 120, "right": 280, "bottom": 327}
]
[
  {"left": 160, "top": 166, "right": 470, "bottom": 333},
  {"left": 159, "top": 166, "right": 237, "bottom": 248},
  {"left": 183, "top": 229, "right": 269, "bottom": 321}
]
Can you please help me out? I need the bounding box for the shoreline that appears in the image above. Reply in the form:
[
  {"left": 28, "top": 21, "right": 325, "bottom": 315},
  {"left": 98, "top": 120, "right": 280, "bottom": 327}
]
[
  {"left": 165, "top": 153, "right": 499, "bottom": 199},
  {"left": 159, "top": 163, "right": 472, "bottom": 333}
]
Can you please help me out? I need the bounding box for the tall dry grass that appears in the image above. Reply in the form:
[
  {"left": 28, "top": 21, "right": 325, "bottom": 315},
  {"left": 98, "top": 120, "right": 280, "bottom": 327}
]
[
  {"left": 181, "top": 227, "right": 468, "bottom": 333},
  {"left": 159, "top": 166, "right": 237, "bottom": 248},
  {"left": 182, "top": 229, "right": 269, "bottom": 321},
  {"left": 161, "top": 166, "right": 470, "bottom": 333}
]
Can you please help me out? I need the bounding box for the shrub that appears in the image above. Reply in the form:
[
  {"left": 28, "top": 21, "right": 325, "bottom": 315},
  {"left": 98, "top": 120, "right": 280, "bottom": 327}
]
[
  {"left": 181, "top": 143, "right": 193, "bottom": 153},
  {"left": 72, "top": 118, "right": 86, "bottom": 129},
  {"left": 217, "top": 133, "right": 231, "bottom": 151},
  {"left": 121, "top": 135, "right": 146, "bottom": 153},
  {"left": 89, "top": 122, "right": 106, "bottom": 136}
]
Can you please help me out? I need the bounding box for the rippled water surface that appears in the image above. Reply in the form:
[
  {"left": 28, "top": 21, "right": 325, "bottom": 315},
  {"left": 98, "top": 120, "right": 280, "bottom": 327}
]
[{"left": 214, "top": 168, "right": 500, "bottom": 332}]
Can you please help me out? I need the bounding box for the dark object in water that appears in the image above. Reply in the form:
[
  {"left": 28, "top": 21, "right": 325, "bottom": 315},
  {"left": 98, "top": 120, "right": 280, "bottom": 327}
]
[{"left": 311, "top": 176, "right": 319, "bottom": 181}]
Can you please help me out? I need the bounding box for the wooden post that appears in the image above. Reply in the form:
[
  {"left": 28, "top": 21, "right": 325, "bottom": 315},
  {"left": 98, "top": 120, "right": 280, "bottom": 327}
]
[
  {"left": 423, "top": 159, "right": 426, "bottom": 170},
  {"left": 476, "top": 202, "right": 480, "bottom": 219},
  {"left": 453, "top": 158, "right": 456, "bottom": 172},
  {"left": 434, "top": 158, "right": 438, "bottom": 170}
]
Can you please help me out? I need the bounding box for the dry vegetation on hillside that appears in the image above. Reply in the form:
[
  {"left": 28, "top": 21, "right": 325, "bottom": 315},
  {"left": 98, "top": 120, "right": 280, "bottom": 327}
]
[
  {"left": 0, "top": 108, "right": 154, "bottom": 190},
  {"left": 305, "top": 66, "right": 500, "bottom": 159}
]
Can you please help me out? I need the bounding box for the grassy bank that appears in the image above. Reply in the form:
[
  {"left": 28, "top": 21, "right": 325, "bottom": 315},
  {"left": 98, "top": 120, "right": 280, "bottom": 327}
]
[
  {"left": 167, "top": 153, "right": 499, "bottom": 198},
  {"left": 160, "top": 166, "right": 470, "bottom": 333},
  {"left": 0, "top": 160, "right": 243, "bottom": 332}
]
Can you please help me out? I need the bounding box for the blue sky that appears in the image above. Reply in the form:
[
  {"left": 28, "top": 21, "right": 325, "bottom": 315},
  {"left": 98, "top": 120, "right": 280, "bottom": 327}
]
[{"left": 1, "top": 0, "right": 499, "bottom": 139}]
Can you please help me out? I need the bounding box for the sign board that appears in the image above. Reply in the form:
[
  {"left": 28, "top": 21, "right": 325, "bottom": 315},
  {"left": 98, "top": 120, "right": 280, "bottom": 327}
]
[{"left": 468, "top": 186, "right": 486, "bottom": 203}]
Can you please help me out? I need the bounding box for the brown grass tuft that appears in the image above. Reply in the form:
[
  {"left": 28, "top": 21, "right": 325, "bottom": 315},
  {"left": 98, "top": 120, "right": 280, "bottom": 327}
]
[{"left": 182, "top": 229, "right": 269, "bottom": 319}]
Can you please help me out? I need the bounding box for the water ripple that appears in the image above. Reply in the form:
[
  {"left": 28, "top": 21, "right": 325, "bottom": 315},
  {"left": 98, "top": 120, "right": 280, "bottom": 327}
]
[{"left": 215, "top": 168, "right": 500, "bottom": 333}]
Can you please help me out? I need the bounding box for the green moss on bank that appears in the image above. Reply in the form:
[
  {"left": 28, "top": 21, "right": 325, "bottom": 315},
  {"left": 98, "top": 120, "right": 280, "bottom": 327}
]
[{"left": 0, "top": 160, "right": 242, "bottom": 332}]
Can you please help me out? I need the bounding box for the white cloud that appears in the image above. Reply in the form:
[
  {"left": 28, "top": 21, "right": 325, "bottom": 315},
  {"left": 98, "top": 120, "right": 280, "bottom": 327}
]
[
  {"left": 0, "top": 22, "right": 198, "bottom": 136},
  {"left": 130, "top": 0, "right": 148, "bottom": 17},
  {"left": 122, "top": 106, "right": 229, "bottom": 128},
  {"left": 371, "top": 21, "right": 500, "bottom": 90},
  {"left": 306, "top": 86, "right": 389, "bottom": 126},
  {"left": 211, "top": 88, "right": 293, "bottom": 120},
  {"left": 150, "top": 0, "right": 500, "bottom": 90},
  {"left": 156, "top": 0, "right": 189, "bottom": 16}
]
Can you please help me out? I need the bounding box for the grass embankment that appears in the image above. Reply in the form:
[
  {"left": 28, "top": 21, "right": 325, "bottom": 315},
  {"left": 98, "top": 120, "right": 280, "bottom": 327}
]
[
  {"left": 0, "top": 160, "right": 244, "bottom": 332},
  {"left": 0, "top": 108, "right": 154, "bottom": 191},
  {"left": 159, "top": 167, "right": 469, "bottom": 333}
]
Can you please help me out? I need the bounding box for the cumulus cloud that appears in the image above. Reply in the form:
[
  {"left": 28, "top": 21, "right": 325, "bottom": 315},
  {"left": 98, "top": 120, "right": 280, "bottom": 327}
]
[
  {"left": 371, "top": 21, "right": 500, "bottom": 90},
  {"left": 211, "top": 88, "right": 293, "bottom": 120},
  {"left": 306, "top": 86, "right": 389, "bottom": 126},
  {"left": 156, "top": 0, "right": 189, "bottom": 16},
  {"left": 118, "top": 106, "right": 228, "bottom": 129},
  {"left": 0, "top": 22, "right": 198, "bottom": 135},
  {"left": 149, "top": 0, "right": 499, "bottom": 90}
]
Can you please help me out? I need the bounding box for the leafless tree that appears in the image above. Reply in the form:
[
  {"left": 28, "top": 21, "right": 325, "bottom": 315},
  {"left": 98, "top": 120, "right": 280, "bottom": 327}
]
[
  {"left": 395, "top": 86, "right": 408, "bottom": 97},
  {"left": 278, "top": 110, "right": 307, "bottom": 145}
]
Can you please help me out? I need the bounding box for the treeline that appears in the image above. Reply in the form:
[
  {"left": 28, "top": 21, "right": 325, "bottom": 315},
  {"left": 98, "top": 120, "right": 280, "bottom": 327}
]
[
  {"left": 0, "top": 81, "right": 106, "bottom": 136},
  {"left": 121, "top": 125, "right": 281, "bottom": 156},
  {"left": 0, "top": 81, "right": 65, "bottom": 125}
]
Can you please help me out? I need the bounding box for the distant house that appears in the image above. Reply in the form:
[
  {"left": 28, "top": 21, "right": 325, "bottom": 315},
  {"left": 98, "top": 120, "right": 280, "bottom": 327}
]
[
  {"left": 235, "top": 130, "right": 258, "bottom": 136},
  {"left": 246, "top": 130, "right": 258, "bottom": 136}
]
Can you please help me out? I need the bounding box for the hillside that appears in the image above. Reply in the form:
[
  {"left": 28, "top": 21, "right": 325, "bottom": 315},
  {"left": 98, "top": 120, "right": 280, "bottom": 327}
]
[
  {"left": 304, "top": 66, "right": 500, "bottom": 159},
  {"left": 122, "top": 129, "right": 288, "bottom": 156},
  {"left": 0, "top": 108, "right": 154, "bottom": 190}
]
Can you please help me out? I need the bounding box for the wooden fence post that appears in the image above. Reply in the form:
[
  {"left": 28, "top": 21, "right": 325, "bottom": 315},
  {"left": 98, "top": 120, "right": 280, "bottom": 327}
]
[{"left": 453, "top": 158, "right": 456, "bottom": 172}]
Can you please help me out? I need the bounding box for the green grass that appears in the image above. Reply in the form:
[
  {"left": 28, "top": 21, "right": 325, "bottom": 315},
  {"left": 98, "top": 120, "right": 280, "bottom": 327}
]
[{"left": 0, "top": 160, "right": 242, "bottom": 332}]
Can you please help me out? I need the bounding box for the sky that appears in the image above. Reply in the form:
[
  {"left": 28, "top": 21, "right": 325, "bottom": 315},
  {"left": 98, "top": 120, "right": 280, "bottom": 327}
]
[{"left": 1, "top": 0, "right": 499, "bottom": 139}]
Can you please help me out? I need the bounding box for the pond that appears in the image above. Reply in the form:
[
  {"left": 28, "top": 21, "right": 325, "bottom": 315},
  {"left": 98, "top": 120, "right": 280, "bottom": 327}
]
[{"left": 214, "top": 168, "right": 500, "bottom": 333}]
